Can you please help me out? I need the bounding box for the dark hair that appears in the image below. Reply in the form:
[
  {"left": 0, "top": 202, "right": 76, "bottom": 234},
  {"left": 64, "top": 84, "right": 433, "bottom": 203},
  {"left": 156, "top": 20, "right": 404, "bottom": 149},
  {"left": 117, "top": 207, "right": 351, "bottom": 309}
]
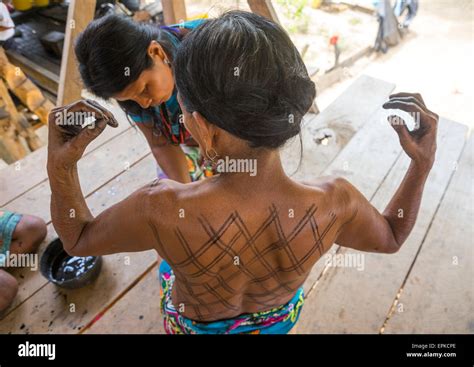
[
  {"left": 75, "top": 14, "right": 177, "bottom": 102},
  {"left": 174, "top": 11, "right": 316, "bottom": 149}
]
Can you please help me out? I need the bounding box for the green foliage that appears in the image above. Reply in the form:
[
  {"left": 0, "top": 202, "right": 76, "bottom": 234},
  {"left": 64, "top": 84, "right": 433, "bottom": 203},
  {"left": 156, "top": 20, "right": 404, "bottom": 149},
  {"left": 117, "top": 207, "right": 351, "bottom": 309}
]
[{"left": 276, "top": 0, "right": 310, "bottom": 34}]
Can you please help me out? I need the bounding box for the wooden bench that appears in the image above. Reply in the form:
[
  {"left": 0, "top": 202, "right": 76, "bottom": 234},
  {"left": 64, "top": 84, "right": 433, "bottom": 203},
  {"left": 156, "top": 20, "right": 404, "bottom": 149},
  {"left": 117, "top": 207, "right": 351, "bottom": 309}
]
[{"left": 1, "top": 75, "right": 470, "bottom": 334}]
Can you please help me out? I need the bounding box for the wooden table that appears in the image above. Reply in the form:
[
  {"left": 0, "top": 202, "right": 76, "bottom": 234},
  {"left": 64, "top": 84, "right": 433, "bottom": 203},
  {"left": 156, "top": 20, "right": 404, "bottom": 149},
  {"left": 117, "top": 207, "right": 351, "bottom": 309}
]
[{"left": 0, "top": 75, "right": 471, "bottom": 334}]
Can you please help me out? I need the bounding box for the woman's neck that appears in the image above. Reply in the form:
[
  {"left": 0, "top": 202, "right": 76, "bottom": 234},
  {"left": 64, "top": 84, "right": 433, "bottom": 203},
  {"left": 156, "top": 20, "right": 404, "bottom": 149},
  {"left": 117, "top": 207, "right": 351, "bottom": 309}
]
[{"left": 212, "top": 149, "right": 290, "bottom": 189}]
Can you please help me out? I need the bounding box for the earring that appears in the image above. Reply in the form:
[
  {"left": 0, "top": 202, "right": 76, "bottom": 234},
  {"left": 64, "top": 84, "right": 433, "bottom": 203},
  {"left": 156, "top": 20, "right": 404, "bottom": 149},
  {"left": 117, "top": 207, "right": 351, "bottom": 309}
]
[
  {"left": 164, "top": 59, "right": 170, "bottom": 66},
  {"left": 205, "top": 147, "right": 218, "bottom": 162}
]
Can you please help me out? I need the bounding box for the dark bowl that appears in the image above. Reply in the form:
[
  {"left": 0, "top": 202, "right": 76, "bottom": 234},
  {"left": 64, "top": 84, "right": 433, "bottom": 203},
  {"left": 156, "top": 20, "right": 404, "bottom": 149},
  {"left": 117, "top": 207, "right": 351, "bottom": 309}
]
[{"left": 40, "top": 238, "right": 102, "bottom": 289}]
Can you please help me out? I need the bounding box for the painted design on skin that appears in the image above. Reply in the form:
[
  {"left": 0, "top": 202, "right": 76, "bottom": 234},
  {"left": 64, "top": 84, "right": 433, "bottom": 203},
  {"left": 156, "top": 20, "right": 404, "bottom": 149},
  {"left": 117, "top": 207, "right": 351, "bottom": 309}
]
[{"left": 148, "top": 204, "right": 337, "bottom": 320}]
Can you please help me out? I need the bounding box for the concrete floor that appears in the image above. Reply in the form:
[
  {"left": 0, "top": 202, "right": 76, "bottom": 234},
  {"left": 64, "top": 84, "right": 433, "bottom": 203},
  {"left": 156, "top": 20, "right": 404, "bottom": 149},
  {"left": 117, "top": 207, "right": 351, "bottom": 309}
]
[{"left": 317, "top": 1, "right": 473, "bottom": 129}]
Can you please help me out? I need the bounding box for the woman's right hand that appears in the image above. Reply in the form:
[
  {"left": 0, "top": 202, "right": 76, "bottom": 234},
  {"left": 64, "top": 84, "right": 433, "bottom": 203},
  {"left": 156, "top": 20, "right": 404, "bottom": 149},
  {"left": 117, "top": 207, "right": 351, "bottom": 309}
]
[{"left": 383, "top": 92, "right": 438, "bottom": 171}]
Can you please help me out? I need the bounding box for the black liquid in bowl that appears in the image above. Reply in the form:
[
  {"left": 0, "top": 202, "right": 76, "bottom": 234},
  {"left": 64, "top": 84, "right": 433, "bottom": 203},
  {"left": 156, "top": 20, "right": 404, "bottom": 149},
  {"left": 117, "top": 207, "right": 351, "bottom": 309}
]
[{"left": 40, "top": 239, "right": 102, "bottom": 289}]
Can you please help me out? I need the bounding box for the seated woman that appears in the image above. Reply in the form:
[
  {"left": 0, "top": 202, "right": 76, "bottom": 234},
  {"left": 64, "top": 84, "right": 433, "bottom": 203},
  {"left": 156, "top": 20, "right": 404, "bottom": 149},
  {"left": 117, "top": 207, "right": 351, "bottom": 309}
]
[
  {"left": 47, "top": 11, "right": 438, "bottom": 334},
  {"left": 0, "top": 211, "right": 47, "bottom": 313},
  {"left": 75, "top": 15, "right": 212, "bottom": 182}
]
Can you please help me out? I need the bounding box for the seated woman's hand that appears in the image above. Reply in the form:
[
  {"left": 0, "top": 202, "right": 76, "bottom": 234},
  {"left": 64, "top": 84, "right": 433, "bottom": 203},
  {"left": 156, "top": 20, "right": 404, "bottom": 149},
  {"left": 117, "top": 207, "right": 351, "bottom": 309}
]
[
  {"left": 383, "top": 92, "right": 439, "bottom": 171},
  {"left": 47, "top": 99, "right": 118, "bottom": 169}
]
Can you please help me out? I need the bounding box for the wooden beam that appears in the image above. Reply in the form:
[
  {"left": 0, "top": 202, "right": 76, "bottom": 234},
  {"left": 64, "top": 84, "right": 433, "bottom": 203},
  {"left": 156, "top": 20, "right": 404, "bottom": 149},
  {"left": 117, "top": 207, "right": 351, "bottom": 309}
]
[
  {"left": 247, "top": 0, "right": 280, "bottom": 23},
  {"left": 162, "top": 0, "right": 187, "bottom": 25},
  {"left": 57, "top": 0, "right": 96, "bottom": 106}
]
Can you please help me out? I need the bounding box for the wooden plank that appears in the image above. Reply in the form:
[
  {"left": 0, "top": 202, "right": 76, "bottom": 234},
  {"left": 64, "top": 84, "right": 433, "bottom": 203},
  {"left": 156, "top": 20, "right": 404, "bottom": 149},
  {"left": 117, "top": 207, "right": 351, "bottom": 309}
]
[
  {"left": 315, "top": 47, "right": 373, "bottom": 91},
  {"left": 3, "top": 128, "right": 149, "bottom": 222},
  {"left": 297, "top": 118, "right": 468, "bottom": 333},
  {"left": 301, "top": 105, "right": 405, "bottom": 296},
  {"left": 247, "top": 0, "right": 280, "bottom": 23},
  {"left": 162, "top": 0, "right": 187, "bottom": 25},
  {"left": 0, "top": 100, "right": 131, "bottom": 206},
  {"left": 84, "top": 264, "right": 166, "bottom": 334},
  {"left": 384, "top": 134, "right": 473, "bottom": 334},
  {"left": 5, "top": 152, "right": 157, "bottom": 313},
  {"left": 2, "top": 250, "right": 157, "bottom": 333},
  {"left": 0, "top": 155, "right": 159, "bottom": 333},
  {"left": 57, "top": 0, "right": 96, "bottom": 105},
  {"left": 2, "top": 125, "right": 153, "bottom": 312},
  {"left": 281, "top": 75, "right": 395, "bottom": 180}
]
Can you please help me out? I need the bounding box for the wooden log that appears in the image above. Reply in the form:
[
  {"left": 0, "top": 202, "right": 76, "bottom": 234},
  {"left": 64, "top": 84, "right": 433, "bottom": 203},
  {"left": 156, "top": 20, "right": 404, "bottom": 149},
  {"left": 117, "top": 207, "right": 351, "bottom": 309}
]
[
  {"left": 0, "top": 79, "right": 42, "bottom": 152},
  {"left": 0, "top": 125, "right": 27, "bottom": 163},
  {"left": 0, "top": 47, "right": 55, "bottom": 125}
]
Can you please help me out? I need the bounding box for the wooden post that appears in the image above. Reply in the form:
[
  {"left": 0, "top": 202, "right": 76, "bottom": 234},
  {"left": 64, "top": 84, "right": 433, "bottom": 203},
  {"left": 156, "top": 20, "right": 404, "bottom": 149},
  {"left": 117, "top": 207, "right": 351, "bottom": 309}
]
[
  {"left": 162, "top": 0, "right": 187, "bottom": 25},
  {"left": 57, "top": 0, "right": 96, "bottom": 106},
  {"left": 247, "top": 0, "right": 280, "bottom": 23}
]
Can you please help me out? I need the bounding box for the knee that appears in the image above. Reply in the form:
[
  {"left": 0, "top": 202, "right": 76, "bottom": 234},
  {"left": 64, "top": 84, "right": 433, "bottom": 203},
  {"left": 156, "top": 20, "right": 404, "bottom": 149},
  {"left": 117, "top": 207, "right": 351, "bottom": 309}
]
[
  {"left": 0, "top": 270, "right": 18, "bottom": 312},
  {"left": 12, "top": 215, "right": 47, "bottom": 254}
]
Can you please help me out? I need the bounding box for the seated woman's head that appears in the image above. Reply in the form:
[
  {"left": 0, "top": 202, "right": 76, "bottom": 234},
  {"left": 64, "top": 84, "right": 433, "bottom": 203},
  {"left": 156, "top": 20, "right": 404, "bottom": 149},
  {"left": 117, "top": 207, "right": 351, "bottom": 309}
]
[
  {"left": 174, "top": 10, "right": 316, "bottom": 155},
  {"left": 75, "top": 14, "right": 176, "bottom": 110}
]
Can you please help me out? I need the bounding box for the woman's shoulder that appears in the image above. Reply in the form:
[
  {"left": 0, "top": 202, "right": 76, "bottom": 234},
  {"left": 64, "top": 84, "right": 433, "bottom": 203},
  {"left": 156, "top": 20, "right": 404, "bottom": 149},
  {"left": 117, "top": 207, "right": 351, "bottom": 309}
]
[{"left": 297, "top": 175, "right": 353, "bottom": 213}]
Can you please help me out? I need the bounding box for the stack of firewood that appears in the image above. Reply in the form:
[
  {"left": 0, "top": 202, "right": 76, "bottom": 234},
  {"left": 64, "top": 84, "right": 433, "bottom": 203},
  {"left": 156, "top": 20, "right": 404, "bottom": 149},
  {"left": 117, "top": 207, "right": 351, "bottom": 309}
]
[{"left": 0, "top": 47, "right": 54, "bottom": 164}]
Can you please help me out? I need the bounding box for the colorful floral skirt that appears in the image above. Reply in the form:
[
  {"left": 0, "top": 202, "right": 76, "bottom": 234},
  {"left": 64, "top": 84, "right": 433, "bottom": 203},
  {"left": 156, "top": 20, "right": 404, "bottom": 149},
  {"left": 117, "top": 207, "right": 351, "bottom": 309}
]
[{"left": 159, "top": 260, "right": 305, "bottom": 334}]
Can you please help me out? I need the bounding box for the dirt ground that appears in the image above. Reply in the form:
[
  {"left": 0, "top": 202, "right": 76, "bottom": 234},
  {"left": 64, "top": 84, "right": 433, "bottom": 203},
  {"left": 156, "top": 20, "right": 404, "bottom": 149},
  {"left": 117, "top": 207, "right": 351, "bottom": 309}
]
[{"left": 316, "top": 0, "right": 473, "bottom": 129}]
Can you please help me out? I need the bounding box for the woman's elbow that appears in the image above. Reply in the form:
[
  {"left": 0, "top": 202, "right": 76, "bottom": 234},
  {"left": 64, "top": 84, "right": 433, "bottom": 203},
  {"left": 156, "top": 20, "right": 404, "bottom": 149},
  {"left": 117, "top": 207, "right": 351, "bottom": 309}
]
[{"left": 381, "top": 243, "right": 401, "bottom": 254}]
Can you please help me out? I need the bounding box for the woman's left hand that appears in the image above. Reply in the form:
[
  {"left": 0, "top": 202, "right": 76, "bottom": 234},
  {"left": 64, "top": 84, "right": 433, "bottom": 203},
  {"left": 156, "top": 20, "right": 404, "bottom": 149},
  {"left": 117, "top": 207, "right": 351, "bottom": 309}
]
[{"left": 47, "top": 99, "right": 118, "bottom": 168}]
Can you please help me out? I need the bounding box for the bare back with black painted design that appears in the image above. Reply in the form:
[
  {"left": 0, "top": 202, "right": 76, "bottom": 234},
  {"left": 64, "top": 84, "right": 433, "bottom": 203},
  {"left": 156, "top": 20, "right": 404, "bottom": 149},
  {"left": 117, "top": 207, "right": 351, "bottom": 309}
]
[{"left": 146, "top": 175, "right": 342, "bottom": 322}]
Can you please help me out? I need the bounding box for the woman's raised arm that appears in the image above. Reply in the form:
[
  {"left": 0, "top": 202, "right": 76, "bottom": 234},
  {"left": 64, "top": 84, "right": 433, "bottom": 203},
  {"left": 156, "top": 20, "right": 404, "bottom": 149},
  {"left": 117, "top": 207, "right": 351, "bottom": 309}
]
[{"left": 334, "top": 92, "right": 438, "bottom": 253}]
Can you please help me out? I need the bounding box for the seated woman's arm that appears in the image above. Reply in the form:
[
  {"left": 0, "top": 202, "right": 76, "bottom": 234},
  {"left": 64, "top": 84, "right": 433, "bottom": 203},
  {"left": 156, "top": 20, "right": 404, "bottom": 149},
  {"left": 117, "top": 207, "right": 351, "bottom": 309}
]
[{"left": 332, "top": 93, "right": 438, "bottom": 253}]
